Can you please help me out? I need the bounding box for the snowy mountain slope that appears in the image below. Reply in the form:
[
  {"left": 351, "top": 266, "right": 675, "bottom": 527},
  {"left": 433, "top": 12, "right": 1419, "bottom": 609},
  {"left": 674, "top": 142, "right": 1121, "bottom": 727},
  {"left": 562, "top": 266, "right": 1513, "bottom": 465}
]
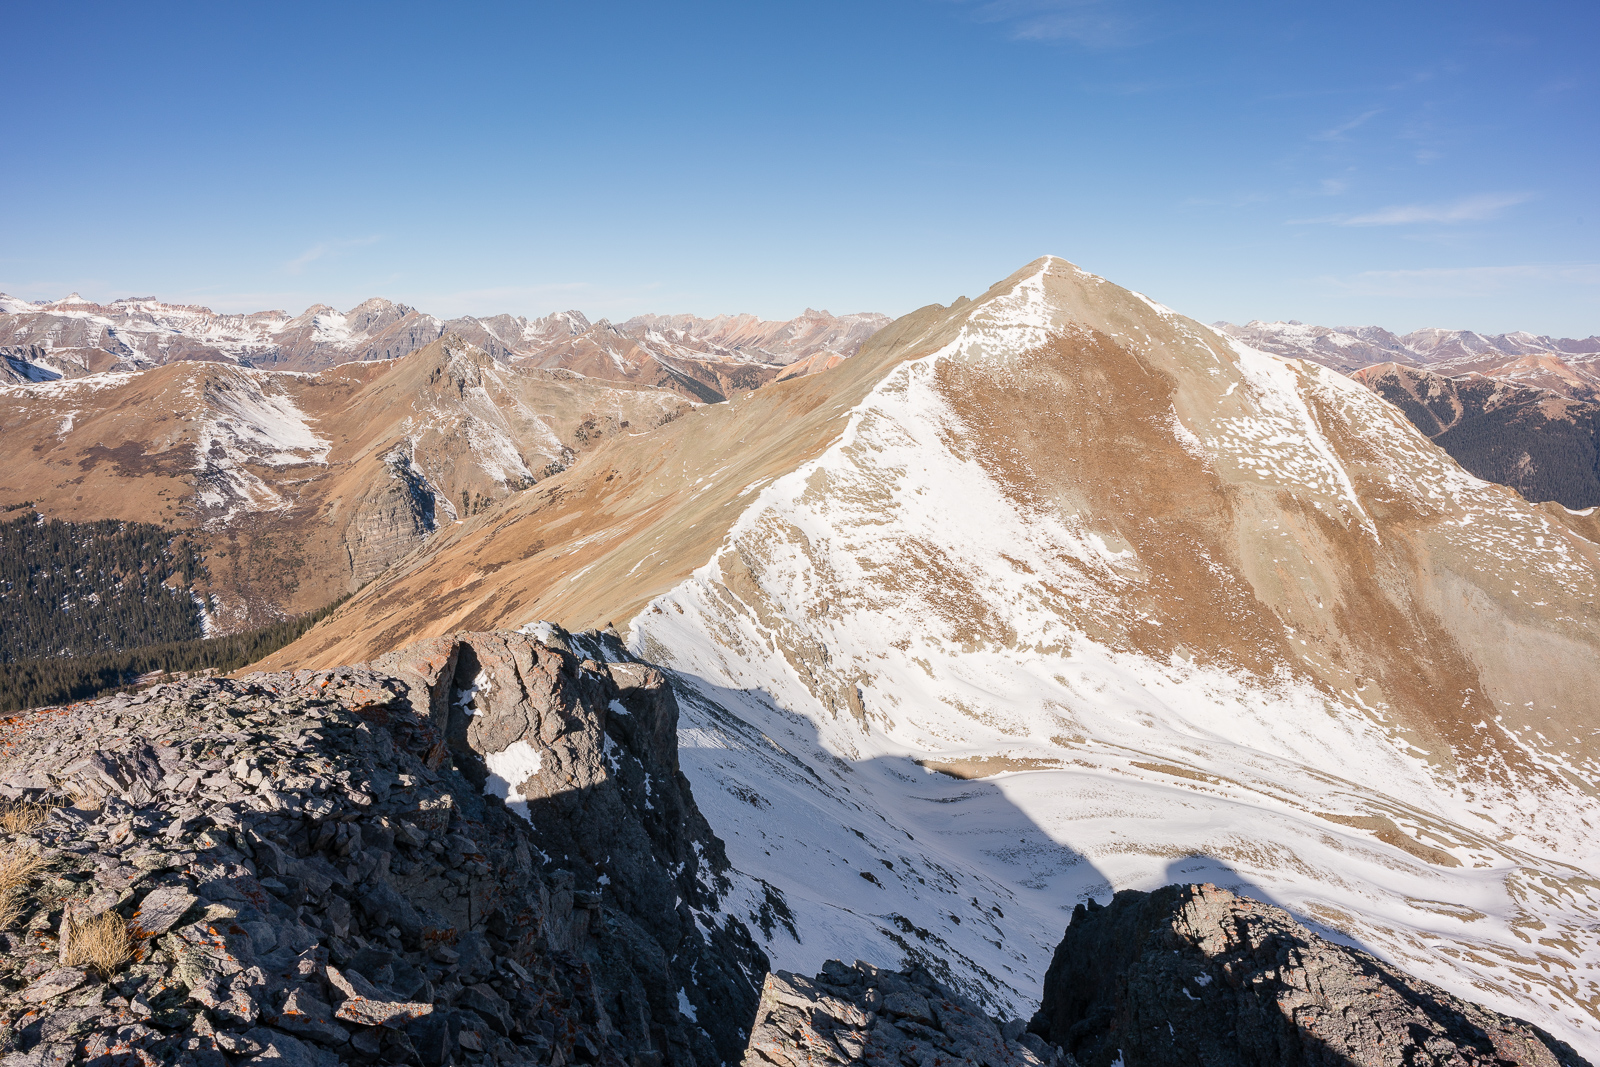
[
  {"left": 620, "top": 259, "right": 1600, "bottom": 1054},
  {"left": 262, "top": 257, "right": 1600, "bottom": 1054}
]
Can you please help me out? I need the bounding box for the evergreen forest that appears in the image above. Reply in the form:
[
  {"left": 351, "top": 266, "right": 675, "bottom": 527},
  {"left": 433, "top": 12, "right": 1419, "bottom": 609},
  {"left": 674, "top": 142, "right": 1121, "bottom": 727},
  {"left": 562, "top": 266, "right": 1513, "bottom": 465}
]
[
  {"left": 0, "top": 509, "right": 346, "bottom": 711},
  {"left": 0, "top": 596, "right": 347, "bottom": 713},
  {"left": 0, "top": 509, "right": 208, "bottom": 659}
]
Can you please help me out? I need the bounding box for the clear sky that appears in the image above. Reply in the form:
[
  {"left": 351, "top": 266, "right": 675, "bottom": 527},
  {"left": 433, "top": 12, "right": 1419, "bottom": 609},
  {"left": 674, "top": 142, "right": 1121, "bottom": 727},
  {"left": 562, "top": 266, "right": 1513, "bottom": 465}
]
[{"left": 3, "top": 1, "right": 1596, "bottom": 335}]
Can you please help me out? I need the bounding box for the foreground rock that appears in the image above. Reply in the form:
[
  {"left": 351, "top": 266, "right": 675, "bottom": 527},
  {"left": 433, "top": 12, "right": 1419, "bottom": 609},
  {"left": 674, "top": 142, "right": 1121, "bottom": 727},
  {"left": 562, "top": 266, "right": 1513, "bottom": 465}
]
[
  {"left": 0, "top": 628, "right": 766, "bottom": 1067},
  {"left": 1027, "top": 883, "right": 1589, "bottom": 1067},
  {"left": 742, "top": 961, "right": 1069, "bottom": 1067}
]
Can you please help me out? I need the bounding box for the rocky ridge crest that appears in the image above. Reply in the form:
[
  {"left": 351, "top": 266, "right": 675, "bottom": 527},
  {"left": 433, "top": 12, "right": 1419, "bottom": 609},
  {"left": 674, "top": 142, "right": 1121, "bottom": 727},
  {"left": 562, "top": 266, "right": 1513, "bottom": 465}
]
[
  {"left": 743, "top": 961, "right": 1067, "bottom": 1067},
  {"left": 0, "top": 628, "right": 766, "bottom": 1067}
]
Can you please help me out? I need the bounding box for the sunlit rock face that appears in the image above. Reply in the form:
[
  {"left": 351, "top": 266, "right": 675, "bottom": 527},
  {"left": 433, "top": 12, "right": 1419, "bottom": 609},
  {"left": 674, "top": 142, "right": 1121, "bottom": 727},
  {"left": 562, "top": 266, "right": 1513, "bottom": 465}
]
[{"left": 627, "top": 257, "right": 1600, "bottom": 1056}]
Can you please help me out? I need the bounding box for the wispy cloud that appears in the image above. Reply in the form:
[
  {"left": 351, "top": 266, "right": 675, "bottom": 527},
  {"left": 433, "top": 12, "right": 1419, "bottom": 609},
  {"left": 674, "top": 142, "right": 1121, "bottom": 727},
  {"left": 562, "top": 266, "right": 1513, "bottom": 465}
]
[
  {"left": 285, "top": 235, "right": 381, "bottom": 275},
  {"left": 957, "top": 0, "right": 1143, "bottom": 47},
  {"left": 1312, "top": 109, "right": 1383, "bottom": 142},
  {"left": 1342, "top": 193, "right": 1531, "bottom": 226},
  {"left": 1290, "top": 193, "right": 1532, "bottom": 227},
  {"left": 1319, "top": 263, "right": 1600, "bottom": 299}
]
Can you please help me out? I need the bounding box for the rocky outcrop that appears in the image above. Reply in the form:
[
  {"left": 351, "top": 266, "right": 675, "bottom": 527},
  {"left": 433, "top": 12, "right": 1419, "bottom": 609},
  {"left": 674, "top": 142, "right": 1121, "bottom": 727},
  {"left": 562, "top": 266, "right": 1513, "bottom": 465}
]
[
  {"left": 742, "top": 961, "right": 1066, "bottom": 1067},
  {"left": 369, "top": 627, "right": 770, "bottom": 1066},
  {"left": 0, "top": 628, "right": 766, "bottom": 1067},
  {"left": 1027, "top": 884, "right": 1589, "bottom": 1067},
  {"left": 341, "top": 449, "right": 447, "bottom": 586}
]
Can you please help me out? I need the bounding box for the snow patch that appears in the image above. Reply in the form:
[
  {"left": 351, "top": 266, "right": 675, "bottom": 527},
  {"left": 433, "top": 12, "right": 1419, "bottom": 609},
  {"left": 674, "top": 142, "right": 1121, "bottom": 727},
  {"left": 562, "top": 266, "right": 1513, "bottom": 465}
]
[{"left": 485, "top": 740, "right": 544, "bottom": 825}]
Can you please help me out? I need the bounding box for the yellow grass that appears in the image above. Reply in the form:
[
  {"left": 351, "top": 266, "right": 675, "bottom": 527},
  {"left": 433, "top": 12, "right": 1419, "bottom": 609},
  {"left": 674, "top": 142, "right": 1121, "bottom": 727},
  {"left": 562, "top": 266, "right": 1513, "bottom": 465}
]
[
  {"left": 0, "top": 799, "right": 54, "bottom": 835},
  {"left": 61, "top": 910, "right": 133, "bottom": 976},
  {"left": 0, "top": 849, "right": 46, "bottom": 930}
]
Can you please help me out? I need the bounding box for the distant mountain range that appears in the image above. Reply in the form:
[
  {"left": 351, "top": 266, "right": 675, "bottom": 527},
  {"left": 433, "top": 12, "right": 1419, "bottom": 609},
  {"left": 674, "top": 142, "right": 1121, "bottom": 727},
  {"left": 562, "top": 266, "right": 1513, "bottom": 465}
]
[
  {"left": 1214, "top": 319, "right": 1600, "bottom": 400},
  {"left": 0, "top": 292, "right": 888, "bottom": 402}
]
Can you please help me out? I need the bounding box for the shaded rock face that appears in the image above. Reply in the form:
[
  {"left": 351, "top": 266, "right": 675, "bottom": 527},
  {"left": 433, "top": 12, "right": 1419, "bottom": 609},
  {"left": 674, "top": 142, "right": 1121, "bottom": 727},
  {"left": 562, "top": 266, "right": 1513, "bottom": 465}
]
[
  {"left": 370, "top": 628, "right": 770, "bottom": 1066},
  {"left": 1027, "top": 884, "right": 1589, "bottom": 1067},
  {"left": 742, "top": 961, "right": 1068, "bottom": 1067},
  {"left": 341, "top": 450, "right": 446, "bottom": 586},
  {"left": 0, "top": 628, "right": 766, "bottom": 1067}
]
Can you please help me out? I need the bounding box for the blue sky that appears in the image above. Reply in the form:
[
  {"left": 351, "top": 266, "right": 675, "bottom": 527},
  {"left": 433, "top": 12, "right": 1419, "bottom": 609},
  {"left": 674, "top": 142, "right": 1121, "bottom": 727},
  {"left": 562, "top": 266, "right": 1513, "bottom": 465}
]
[{"left": 3, "top": 1, "right": 1596, "bottom": 334}]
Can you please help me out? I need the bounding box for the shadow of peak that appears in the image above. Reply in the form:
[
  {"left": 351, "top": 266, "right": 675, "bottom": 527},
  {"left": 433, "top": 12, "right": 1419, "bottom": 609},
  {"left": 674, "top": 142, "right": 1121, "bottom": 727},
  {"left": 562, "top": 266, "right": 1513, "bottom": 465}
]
[{"left": 654, "top": 663, "right": 1111, "bottom": 1018}]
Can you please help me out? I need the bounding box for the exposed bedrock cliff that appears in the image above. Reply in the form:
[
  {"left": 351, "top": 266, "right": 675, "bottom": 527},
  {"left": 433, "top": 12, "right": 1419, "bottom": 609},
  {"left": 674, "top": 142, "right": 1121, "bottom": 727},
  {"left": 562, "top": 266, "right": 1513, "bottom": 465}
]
[
  {"left": 369, "top": 627, "right": 771, "bottom": 1065},
  {"left": 1026, "top": 884, "right": 1589, "bottom": 1067},
  {"left": 0, "top": 629, "right": 766, "bottom": 1067},
  {"left": 341, "top": 449, "right": 446, "bottom": 587},
  {"left": 733, "top": 901, "right": 1593, "bottom": 1067},
  {"left": 742, "top": 961, "right": 1067, "bottom": 1067}
]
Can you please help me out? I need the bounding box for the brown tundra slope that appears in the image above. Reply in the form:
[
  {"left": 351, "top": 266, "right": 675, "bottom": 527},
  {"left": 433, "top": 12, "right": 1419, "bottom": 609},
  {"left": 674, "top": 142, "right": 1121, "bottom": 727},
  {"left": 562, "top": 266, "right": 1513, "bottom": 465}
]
[
  {"left": 264, "top": 258, "right": 1600, "bottom": 1057},
  {"left": 0, "top": 337, "right": 686, "bottom": 627}
]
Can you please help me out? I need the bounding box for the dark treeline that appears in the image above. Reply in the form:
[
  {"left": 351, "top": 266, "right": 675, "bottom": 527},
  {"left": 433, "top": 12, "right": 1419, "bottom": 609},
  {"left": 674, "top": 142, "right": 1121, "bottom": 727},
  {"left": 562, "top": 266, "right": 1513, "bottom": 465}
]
[
  {"left": 1369, "top": 379, "right": 1600, "bottom": 509},
  {"left": 0, "top": 510, "right": 208, "bottom": 660},
  {"left": 0, "top": 596, "right": 348, "bottom": 713},
  {"left": 1435, "top": 406, "right": 1600, "bottom": 510}
]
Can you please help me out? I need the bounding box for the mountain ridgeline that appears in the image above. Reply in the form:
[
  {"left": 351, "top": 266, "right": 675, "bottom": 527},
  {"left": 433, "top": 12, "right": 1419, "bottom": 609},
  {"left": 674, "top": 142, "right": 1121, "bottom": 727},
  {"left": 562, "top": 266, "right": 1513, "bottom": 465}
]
[{"left": 251, "top": 257, "right": 1600, "bottom": 1058}]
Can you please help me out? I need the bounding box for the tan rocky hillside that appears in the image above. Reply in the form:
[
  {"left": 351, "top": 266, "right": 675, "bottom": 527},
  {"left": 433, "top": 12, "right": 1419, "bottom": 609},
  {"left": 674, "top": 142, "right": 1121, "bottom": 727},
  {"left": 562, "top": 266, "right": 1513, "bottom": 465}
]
[
  {"left": 0, "top": 338, "right": 687, "bottom": 628},
  {"left": 264, "top": 257, "right": 1600, "bottom": 1056}
]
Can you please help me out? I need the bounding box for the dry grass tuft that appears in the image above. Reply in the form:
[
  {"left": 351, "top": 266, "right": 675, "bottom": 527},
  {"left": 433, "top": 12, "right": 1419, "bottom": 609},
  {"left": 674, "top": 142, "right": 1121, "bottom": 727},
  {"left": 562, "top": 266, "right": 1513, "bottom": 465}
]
[
  {"left": 62, "top": 910, "right": 133, "bottom": 976},
  {"left": 0, "top": 798, "right": 55, "bottom": 835},
  {"left": 0, "top": 849, "right": 47, "bottom": 929}
]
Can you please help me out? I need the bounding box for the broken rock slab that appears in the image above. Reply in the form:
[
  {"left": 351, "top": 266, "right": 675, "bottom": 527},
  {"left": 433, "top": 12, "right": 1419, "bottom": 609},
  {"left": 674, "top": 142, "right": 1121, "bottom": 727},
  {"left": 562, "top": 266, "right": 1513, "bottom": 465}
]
[{"left": 743, "top": 961, "right": 1069, "bottom": 1067}]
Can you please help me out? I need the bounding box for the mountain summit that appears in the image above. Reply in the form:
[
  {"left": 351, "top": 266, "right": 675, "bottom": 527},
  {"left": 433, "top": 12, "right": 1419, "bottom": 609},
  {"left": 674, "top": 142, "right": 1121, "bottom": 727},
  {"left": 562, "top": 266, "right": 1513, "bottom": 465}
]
[{"left": 266, "top": 257, "right": 1600, "bottom": 1055}]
